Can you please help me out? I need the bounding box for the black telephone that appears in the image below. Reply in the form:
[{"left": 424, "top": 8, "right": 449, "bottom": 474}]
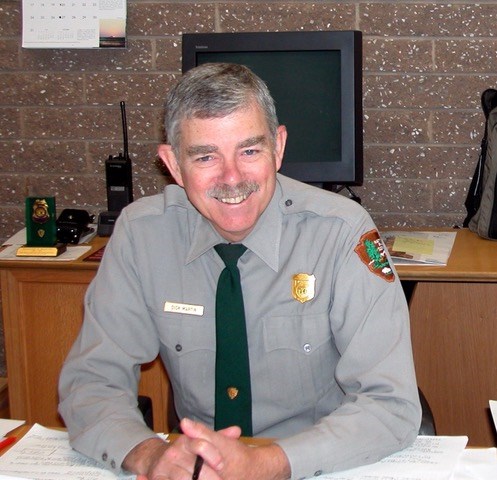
[{"left": 56, "top": 209, "right": 94, "bottom": 244}]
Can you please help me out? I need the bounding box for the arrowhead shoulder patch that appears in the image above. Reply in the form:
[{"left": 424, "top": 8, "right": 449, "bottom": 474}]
[{"left": 354, "top": 229, "right": 395, "bottom": 282}]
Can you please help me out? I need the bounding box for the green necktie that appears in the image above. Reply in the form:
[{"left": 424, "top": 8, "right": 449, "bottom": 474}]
[{"left": 214, "top": 243, "right": 252, "bottom": 436}]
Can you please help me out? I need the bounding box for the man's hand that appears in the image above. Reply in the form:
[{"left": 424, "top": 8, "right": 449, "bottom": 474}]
[
  {"left": 123, "top": 418, "right": 291, "bottom": 480},
  {"left": 123, "top": 425, "right": 226, "bottom": 479},
  {"left": 180, "top": 418, "right": 291, "bottom": 480}
]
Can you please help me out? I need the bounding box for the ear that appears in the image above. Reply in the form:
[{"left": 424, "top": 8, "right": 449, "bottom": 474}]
[
  {"left": 158, "top": 144, "right": 184, "bottom": 187},
  {"left": 274, "top": 125, "right": 287, "bottom": 172}
]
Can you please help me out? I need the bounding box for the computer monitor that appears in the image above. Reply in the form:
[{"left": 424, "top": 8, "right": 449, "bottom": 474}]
[{"left": 181, "top": 30, "right": 363, "bottom": 188}]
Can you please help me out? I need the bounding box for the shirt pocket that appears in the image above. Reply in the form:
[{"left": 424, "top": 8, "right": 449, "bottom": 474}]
[
  {"left": 154, "top": 312, "right": 216, "bottom": 415},
  {"left": 262, "top": 312, "right": 337, "bottom": 409}
]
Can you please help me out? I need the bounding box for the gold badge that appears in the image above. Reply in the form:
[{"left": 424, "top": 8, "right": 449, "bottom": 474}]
[
  {"left": 292, "top": 273, "right": 316, "bottom": 303},
  {"left": 227, "top": 387, "right": 239, "bottom": 400},
  {"left": 31, "top": 199, "right": 50, "bottom": 224}
]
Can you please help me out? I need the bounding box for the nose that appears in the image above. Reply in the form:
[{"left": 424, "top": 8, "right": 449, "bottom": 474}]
[{"left": 219, "top": 157, "right": 243, "bottom": 184}]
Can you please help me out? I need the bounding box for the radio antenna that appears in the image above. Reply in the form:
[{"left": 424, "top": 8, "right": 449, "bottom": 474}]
[
  {"left": 97, "top": 100, "right": 134, "bottom": 236},
  {"left": 120, "top": 100, "right": 129, "bottom": 160}
]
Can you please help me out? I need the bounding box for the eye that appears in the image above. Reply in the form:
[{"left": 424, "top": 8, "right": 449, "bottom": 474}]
[
  {"left": 195, "top": 155, "right": 214, "bottom": 163},
  {"left": 243, "top": 148, "right": 258, "bottom": 156}
]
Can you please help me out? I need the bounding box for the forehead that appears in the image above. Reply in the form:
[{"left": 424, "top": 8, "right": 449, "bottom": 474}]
[{"left": 181, "top": 102, "right": 269, "bottom": 137}]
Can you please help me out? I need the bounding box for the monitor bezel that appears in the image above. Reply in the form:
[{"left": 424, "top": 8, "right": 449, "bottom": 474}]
[{"left": 181, "top": 30, "right": 363, "bottom": 187}]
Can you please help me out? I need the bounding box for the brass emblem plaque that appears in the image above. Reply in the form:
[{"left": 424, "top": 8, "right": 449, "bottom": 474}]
[{"left": 25, "top": 196, "right": 57, "bottom": 247}]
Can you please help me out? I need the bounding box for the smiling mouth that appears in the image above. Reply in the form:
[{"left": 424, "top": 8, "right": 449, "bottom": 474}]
[
  {"left": 209, "top": 181, "right": 260, "bottom": 205},
  {"left": 218, "top": 192, "right": 252, "bottom": 204}
]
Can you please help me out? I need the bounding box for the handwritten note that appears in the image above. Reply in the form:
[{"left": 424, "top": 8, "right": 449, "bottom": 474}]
[
  {"left": 1, "top": 426, "right": 493, "bottom": 480},
  {"left": 381, "top": 230, "right": 457, "bottom": 265},
  {"left": 319, "top": 436, "right": 468, "bottom": 479},
  {"left": 393, "top": 236, "right": 435, "bottom": 256},
  {"left": 0, "top": 424, "right": 135, "bottom": 479}
]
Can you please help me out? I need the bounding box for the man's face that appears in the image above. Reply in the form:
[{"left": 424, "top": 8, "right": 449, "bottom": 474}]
[{"left": 159, "top": 101, "right": 287, "bottom": 242}]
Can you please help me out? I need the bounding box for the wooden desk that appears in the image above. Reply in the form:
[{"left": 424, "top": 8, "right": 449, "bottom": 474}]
[
  {"left": 0, "top": 237, "right": 173, "bottom": 433},
  {"left": 1, "top": 229, "right": 496, "bottom": 445},
  {"left": 396, "top": 228, "right": 497, "bottom": 447}
]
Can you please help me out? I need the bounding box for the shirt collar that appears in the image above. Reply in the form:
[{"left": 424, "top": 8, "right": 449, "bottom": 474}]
[
  {"left": 241, "top": 180, "right": 282, "bottom": 272},
  {"left": 185, "top": 214, "right": 225, "bottom": 264},
  {"left": 184, "top": 178, "right": 284, "bottom": 272}
]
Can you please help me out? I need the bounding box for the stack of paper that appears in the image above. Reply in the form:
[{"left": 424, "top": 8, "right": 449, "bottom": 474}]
[
  {"left": 381, "top": 231, "right": 457, "bottom": 266},
  {"left": 1, "top": 424, "right": 496, "bottom": 480},
  {"left": 0, "top": 424, "right": 135, "bottom": 479}
]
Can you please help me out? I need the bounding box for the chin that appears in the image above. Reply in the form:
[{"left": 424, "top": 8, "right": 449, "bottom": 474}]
[{"left": 216, "top": 218, "right": 257, "bottom": 241}]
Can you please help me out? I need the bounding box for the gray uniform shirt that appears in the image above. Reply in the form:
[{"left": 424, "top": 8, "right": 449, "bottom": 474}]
[{"left": 58, "top": 174, "right": 420, "bottom": 479}]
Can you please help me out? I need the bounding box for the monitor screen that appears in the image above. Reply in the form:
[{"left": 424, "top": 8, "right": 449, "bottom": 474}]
[{"left": 182, "top": 31, "right": 363, "bottom": 187}]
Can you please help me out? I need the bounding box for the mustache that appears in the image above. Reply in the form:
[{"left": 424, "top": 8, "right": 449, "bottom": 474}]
[{"left": 207, "top": 181, "right": 260, "bottom": 199}]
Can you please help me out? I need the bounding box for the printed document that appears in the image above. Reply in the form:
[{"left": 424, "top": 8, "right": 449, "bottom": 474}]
[
  {"left": 381, "top": 230, "right": 457, "bottom": 265},
  {"left": 320, "top": 435, "right": 468, "bottom": 479},
  {"left": 0, "top": 424, "right": 135, "bottom": 479},
  {"left": 2, "top": 425, "right": 496, "bottom": 480}
]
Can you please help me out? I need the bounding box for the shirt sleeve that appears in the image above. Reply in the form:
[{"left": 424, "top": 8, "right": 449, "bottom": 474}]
[
  {"left": 58, "top": 209, "right": 162, "bottom": 474},
  {"left": 276, "top": 220, "right": 421, "bottom": 479}
]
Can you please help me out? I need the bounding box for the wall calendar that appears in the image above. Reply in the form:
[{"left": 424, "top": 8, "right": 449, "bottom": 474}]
[{"left": 22, "top": 0, "right": 127, "bottom": 49}]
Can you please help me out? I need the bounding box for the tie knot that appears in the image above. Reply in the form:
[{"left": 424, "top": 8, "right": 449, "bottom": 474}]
[{"left": 215, "top": 243, "right": 247, "bottom": 267}]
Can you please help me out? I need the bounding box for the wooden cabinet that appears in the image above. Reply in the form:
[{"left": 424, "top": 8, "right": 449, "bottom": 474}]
[
  {"left": 397, "top": 229, "right": 497, "bottom": 447},
  {"left": 0, "top": 238, "right": 173, "bottom": 433},
  {"left": 409, "top": 282, "right": 497, "bottom": 446}
]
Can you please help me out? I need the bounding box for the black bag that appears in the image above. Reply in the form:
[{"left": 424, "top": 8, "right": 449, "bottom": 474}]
[{"left": 463, "top": 88, "right": 497, "bottom": 239}]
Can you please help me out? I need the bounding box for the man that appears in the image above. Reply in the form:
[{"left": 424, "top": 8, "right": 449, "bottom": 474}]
[{"left": 59, "top": 63, "right": 421, "bottom": 480}]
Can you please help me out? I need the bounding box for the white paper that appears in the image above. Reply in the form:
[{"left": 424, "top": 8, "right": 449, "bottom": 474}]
[
  {"left": 0, "top": 476, "right": 31, "bottom": 480},
  {"left": 452, "top": 448, "right": 497, "bottom": 480},
  {"left": 1, "top": 427, "right": 493, "bottom": 480},
  {"left": 0, "top": 419, "right": 25, "bottom": 438},
  {"left": 381, "top": 230, "right": 457, "bottom": 266},
  {"left": 490, "top": 400, "right": 497, "bottom": 433},
  {"left": 22, "top": 0, "right": 126, "bottom": 49},
  {"left": 319, "top": 436, "right": 468, "bottom": 479},
  {"left": 2, "top": 229, "right": 26, "bottom": 246},
  {"left": 2, "top": 226, "right": 96, "bottom": 246},
  {"left": 0, "top": 424, "right": 135, "bottom": 479}
]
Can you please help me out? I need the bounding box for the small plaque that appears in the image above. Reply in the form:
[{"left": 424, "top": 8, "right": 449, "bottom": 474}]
[
  {"left": 25, "top": 197, "right": 57, "bottom": 247},
  {"left": 16, "top": 243, "right": 67, "bottom": 257},
  {"left": 16, "top": 196, "right": 66, "bottom": 257}
]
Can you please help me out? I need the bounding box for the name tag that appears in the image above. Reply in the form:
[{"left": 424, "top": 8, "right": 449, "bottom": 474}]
[{"left": 164, "top": 301, "right": 204, "bottom": 316}]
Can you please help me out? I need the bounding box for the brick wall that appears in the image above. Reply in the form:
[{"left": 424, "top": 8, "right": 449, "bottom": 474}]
[{"left": 1, "top": 1, "right": 497, "bottom": 374}]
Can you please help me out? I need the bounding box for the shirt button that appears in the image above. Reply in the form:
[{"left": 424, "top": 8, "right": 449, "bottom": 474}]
[
  {"left": 102, "top": 452, "right": 108, "bottom": 461},
  {"left": 175, "top": 344, "right": 182, "bottom": 352},
  {"left": 285, "top": 199, "right": 293, "bottom": 207},
  {"left": 303, "top": 343, "right": 312, "bottom": 353}
]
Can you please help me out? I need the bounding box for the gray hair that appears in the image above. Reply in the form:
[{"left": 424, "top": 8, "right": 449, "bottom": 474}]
[{"left": 164, "top": 63, "right": 279, "bottom": 155}]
